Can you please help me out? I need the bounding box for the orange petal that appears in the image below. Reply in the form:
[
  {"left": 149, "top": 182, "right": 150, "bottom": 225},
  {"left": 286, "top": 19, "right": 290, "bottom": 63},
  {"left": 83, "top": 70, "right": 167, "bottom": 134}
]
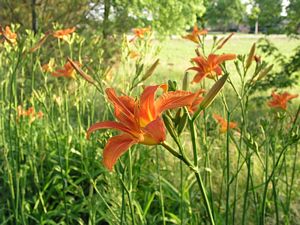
[
  {"left": 216, "top": 54, "right": 236, "bottom": 65},
  {"left": 213, "top": 114, "right": 224, "bottom": 123},
  {"left": 103, "top": 134, "right": 138, "bottom": 171},
  {"left": 142, "top": 117, "right": 166, "bottom": 145},
  {"left": 139, "top": 85, "right": 167, "bottom": 124},
  {"left": 105, "top": 88, "right": 137, "bottom": 127},
  {"left": 155, "top": 90, "right": 196, "bottom": 114},
  {"left": 192, "top": 72, "right": 207, "bottom": 83},
  {"left": 86, "top": 121, "right": 133, "bottom": 139}
]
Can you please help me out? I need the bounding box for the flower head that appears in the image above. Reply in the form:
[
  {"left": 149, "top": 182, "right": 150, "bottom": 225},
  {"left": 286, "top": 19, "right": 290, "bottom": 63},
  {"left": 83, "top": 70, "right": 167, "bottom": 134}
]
[
  {"left": 87, "top": 85, "right": 203, "bottom": 170},
  {"left": 267, "top": 91, "right": 298, "bottom": 110},
  {"left": 51, "top": 61, "right": 80, "bottom": 79},
  {"left": 52, "top": 27, "right": 76, "bottom": 40},
  {"left": 188, "top": 54, "right": 236, "bottom": 83},
  {"left": 182, "top": 25, "right": 207, "bottom": 44},
  {"left": 0, "top": 26, "right": 17, "bottom": 44},
  {"left": 213, "top": 114, "right": 237, "bottom": 133},
  {"left": 132, "top": 27, "right": 150, "bottom": 38}
]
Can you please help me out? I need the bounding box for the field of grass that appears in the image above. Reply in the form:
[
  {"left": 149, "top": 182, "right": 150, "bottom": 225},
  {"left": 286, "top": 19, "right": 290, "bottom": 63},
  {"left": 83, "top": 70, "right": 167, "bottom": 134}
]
[
  {"left": 154, "top": 35, "right": 300, "bottom": 87},
  {"left": 0, "top": 28, "right": 299, "bottom": 225}
]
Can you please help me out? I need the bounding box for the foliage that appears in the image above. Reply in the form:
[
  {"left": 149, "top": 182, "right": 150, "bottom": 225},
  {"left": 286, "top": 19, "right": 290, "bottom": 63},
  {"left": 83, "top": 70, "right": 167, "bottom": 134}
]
[
  {"left": 285, "top": 0, "right": 300, "bottom": 35},
  {"left": 252, "top": 38, "right": 300, "bottom": 93},
  {"left": 203, "top": 0, "right": 245, "bottom": 31},
  {"left": 252, "top": 0, "right": 283, "bottom": 34}
]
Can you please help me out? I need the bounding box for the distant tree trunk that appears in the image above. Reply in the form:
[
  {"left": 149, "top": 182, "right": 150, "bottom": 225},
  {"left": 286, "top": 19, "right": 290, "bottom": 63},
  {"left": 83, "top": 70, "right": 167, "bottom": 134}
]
[
  {"left": 31, "top": 0, "right": 38, "bottom": 34},
  {"left": 103, "top": 0, "right": 111, "bottom": 39},
  {"left": 255, "top": 20, "right": 259, "bottom": 34}
]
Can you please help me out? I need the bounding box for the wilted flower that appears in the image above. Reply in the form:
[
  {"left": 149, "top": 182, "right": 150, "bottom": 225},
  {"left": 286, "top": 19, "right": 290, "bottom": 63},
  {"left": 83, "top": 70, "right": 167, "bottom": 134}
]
[
  {"left": 188, "top": 54, "right": 236, "bottom": 83},
  {"left": 267, "top": 91, "right": 298, "bottom": 110},
  {"left": 87, "top": 85, "right": 203, "bottom": 170},
  {"left": 182, "top": 25, "right": 207, "bottom": 44},
  {"left": 253, "top": 55, "right": 261, "bottom": 64},
  {"left": 213, "top": 114, "right": 237, "bottom": 133}
]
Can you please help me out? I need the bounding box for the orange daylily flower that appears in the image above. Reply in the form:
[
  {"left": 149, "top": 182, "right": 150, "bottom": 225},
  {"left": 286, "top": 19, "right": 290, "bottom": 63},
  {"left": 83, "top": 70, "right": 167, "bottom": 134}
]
[
  {"left": 0, "top": 25, "right": 17, "bottom": 44},
  {"left": 87, "top": 85, "right": 204, "bottom": 171},
  {"left": 17, "top": 106, "right": 43, "bottom": 124},
  {"left": 213, "top": 114, "right": 237, "bottom": 133},
  {"left": 51, "top": 61, "right": 80, "bottom": 79},
  {"left": 182, "top": 25, "right": 207, "bottom": 44},
  {"left": 267, "top": 91, "right": 298, "bottom": 110},
  {"left": 52, "top": 27, "right": 76, "bottom": 40},
  {"left": 130, "top": 27, "right": 151, "bottom": 42},
  {"left": 188, "top": 54, "right": 236, "bottom": 83}
]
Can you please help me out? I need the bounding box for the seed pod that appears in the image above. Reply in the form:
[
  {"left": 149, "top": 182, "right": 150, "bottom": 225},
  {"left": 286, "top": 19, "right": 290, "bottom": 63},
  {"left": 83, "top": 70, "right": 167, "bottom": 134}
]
[
  {"left": 246, "top": 43, "right": 256, "bottom": 69},
  {"left": 162, "top": 114, "right": 177, "bottom": 139},
  {"left": 177, "top": 113, "right": 188, "bottom": 135}
]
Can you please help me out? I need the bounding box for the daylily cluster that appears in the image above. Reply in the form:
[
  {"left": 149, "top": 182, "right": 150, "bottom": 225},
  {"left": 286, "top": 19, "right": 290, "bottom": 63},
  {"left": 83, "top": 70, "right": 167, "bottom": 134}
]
[
  {"left": 0, "top": 25, "right": 17, "bottom": 44},
  {"left": 87, "top": 85, "right": 204, "bottom": 170},
  {"left": 17, "top": 106, "right": 43, "bottom": 124},
  {"left": 268, "top": 91, "right": 298, "bottom": 110}
]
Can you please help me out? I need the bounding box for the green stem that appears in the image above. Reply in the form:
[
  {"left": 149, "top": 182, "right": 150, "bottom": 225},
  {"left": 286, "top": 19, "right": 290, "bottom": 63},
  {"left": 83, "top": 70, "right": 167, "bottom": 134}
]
[
  {"left": 160, "top": 142, "right": 215, "bottom": 225},
  {"left": 156, "top": 147, "right": 166, "bottom": 225}
]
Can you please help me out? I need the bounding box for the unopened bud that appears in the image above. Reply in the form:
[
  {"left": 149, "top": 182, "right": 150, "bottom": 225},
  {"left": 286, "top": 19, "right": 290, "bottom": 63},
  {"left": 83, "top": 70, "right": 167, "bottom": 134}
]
[
  {"left": 182, "top": 72, "right": 189, "bottom": 91},
  {"left": 141, "top": 59, "right": 159, "bottom": 81},
  {"left": 256, "top": 65, "right": 273, "bottom": 81},
  {"left": 67, "top": 57, "right": 95, "bottom": 84},
  {"left": 162, "top": 114, "right": 177, "bottom": 139},
  {"left": 177, "top": 113, "right": 188, "bottom": 135},
  {"left": 199, "top": 73, "right": 228, "bottom": 109},
  {"left": 246, "top": 43, "right": 256, "bottom": 69}
]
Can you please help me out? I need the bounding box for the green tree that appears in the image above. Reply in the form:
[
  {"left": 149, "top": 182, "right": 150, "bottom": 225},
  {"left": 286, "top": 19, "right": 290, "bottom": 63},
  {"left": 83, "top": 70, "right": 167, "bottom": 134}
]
[
  {"left": 0, "top": 0, "right": 205, "bottom": 36},
  {"left": 286, "top": 0, "right": 300, "bottom": 35},
  {"left": 204, "top": 0, "right": 245, "bottom": 32},
  {"left": 254, "top": 0, "right": 283, "bottom": 33}
]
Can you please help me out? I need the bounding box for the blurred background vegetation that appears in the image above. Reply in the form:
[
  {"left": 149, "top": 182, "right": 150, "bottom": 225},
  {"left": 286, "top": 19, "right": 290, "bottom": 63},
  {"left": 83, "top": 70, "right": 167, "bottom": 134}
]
[{"left": 0, "top": 0, "right": 299, "bottom": 35}]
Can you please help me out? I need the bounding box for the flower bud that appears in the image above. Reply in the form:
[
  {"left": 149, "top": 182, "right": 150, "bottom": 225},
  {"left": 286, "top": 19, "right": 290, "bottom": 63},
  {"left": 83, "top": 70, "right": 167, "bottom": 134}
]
[
  {"left": 141, "top": 59, "right": 159, "bottom": 81},
  {"left": 246, "top": 43, "right": 256, "bottom": 69},
  {"left": 177, "top": 113, "right": 188, "bottom": 135},
  {"left": 162, "top": 114, "right": 177, "bottom": 139},
  {"left": 199, "top": 73, "right": 228, "bottom": 109},
  {"left": 256, "top": 65, "right": 273, "bottom": 81}
]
